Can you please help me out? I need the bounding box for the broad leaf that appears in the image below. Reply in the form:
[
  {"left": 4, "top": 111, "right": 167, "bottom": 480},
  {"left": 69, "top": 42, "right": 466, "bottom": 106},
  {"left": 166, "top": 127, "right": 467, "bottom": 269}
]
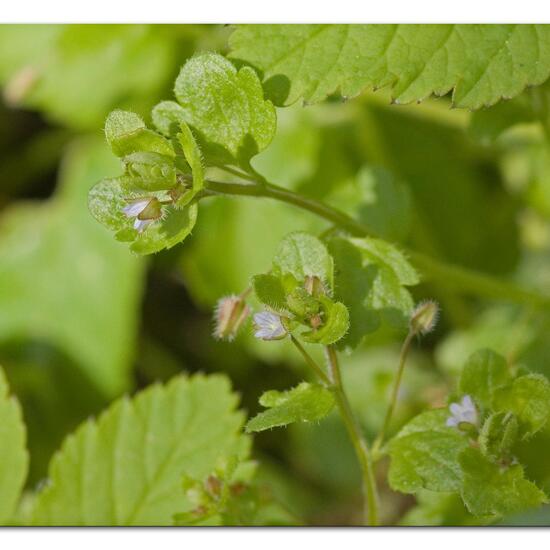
[
  {"left": 229, "top": 24, "right": 550, "bottom": 109},
  {"left": 327, "top": 235, "right": 419, "bottom": 350},
  {"left": 493, "top": 374, "right": 550, "bottom": 438},
  {"left": 246, "top": 383, "right": 335, "bottom": 433},
  {"left": 460, "top": 447, "right": 546, "bottom": 517},
  {"left": 174, "top": 52, "right": 276, "bottom": 168},
  {"left": 0, "top": 139, "right": 144, "bottom": 396},
  {"left": 272, "top": 232, "right": 334, "bottom": 288},
  {"left": 0, "top": 366, "right": 28, "bottom": 525},
  {"left": 388, "top": 409, "right": 469, "bottom": 494},
  {"left": 32, "top": 374, "right": 248, "bottom": 526},
  {"left": 459, "top": 349, "right": 511, "bottom": 410},
  {"left": 300, "top": 297, "right": 349, "bottom": 346}
]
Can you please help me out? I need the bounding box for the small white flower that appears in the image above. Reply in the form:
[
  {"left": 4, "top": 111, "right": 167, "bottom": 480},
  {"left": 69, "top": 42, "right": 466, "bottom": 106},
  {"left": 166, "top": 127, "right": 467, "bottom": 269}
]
[
  {"left": 253, "top": 311, "right": 287, "bottom": 341},
  {"left": 446, "top": 395, "right": 478, "bottom": 428},
  {"left": 122, "top": 198, "right": 160, "bottom": 233}
]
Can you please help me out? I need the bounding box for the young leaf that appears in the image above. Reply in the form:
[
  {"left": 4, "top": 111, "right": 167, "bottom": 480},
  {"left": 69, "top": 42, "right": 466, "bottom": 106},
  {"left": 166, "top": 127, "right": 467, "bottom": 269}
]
[
  {"left": 272, "top": 232, "right": 334, "bottom": 288},
  {"left": 493, "top": 374, "right": 550, "bottom": 438},
  {"left": 229, "top": 25, "right": 550, "bottom": 110},
  {"left": 460, "top": 447, "right": 546, "bottom": 517},
  {"left": 174, "top": 52, "right": 276, "bottom": 168},
  {"left": 175, "top": 121, "right": 204, "bottom": 206},
  {"left": 246, "top": 383, "right": 335, "bottom": 433},
  {"left": 479, "top": 412, "right": 519, "bottom": 461},
  {"left": 388, "top": 409, "right": 469, "bottom": 494},
  {"left": 152, "top": 100, "right": 187, "bottom": 137},
  {"left": 105, "top": 110, "right": 174, "bottom": 158},
  {"left": 459, "top": 349, "right": 511, "bottom": 410},
  {"left": 0, "top": 366, "right": 28, "bottom": 525},
  {"left": 32, "top": 374, "right": 248, "bottom": 526},
  {"left": 300, "top": 297, "right": 349, "bottom": 346},
  {"left": 327, "top": 235, "right": 419, "bottom": 350}
]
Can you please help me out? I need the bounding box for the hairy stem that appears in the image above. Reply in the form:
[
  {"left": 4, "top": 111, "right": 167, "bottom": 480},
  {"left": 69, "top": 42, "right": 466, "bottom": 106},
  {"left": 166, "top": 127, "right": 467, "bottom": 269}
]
[
  {"left": 326, "top": 346, "right": 379, "bottom": 526},
  {"left": 289, "top": 335, "right": 331, "bottom": 386},
  {"left": 201, "top": 179, "right": 550, "bottom": 309},
  {"left": 373, "top": 330, "right": 415, "bottom": 457}
]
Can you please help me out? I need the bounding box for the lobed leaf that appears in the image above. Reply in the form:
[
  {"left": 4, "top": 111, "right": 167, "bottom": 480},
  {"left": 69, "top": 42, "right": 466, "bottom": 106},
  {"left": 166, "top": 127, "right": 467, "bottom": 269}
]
[
  {"left": 246, "top": 383, "right": 335, "bottom": 433},
  {"left": 174, "top": 52, "right": 276, "bottom": 168},
  {"left": 388, "top": 409, "right": 469, "bottom": 494},
  {"left": 460, "top": 447, "right": 546, "bottom": 517}
]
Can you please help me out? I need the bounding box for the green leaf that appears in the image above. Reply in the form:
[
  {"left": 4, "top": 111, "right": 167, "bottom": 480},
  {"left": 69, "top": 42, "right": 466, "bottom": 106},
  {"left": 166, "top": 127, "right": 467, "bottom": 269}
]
[
  {"left": 246, "top": 382, "right": 335, "bottom": 433},
  {"left": 32, "top": 374, "right": 248, "bottom": 526},
  {"left": 388, "top": 409, "right": 469, "bottom": 494},
  {"left": 229, "top": 24, "right": 550, "bottom": 110},
  {"left": 105, "top": 110, "right": 174, "bottom": 158},
  {"left": 460, "top": 447, "right": 546, "bottom": 517},
  {"left": 493, "top": 374, "right": 550, "bottom": 438},
  {"left": 459, "top": 349, "right": 511, "bottom": 410},
  {"left": 152, "top": 100, "right": 187, "bottom": 137},
  {"left": 479, "top": 412, "right": 519, "bottom": 461},
  {"left": 252, "top": 274, "right": 288, "bottom": 311},
  {"left": 327, "top": 235, "right": 419, "bottom": 350},
  {"left": 272, "top": 232, "right": 334, "bottom": 288},
  {"left": 0, "top": 138, "right": 144, "bottom": 396},
  {"left": 122, "top": 152, "right": 177, "bottom": 192},
  {"left": 174, "top": 52, "right": 276, "bottom": 167},
  {"left": 301, "top": 297, "right": 349, "bottom": 346},
  {"left": 175, "top": 121, "right": 204, "bottom": 206},
  {"left": 0, "top": 366, "right": 28, "bottom": 525}
]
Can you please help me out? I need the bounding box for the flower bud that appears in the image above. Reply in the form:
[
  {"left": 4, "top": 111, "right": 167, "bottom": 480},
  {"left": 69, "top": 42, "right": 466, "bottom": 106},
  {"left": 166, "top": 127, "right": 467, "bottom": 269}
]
[
  {"left": 214, "top": 295, "right": 250, "bottom": 341},
  {"left": 410, "top": 300, "right": 439, "bottom": 336}
]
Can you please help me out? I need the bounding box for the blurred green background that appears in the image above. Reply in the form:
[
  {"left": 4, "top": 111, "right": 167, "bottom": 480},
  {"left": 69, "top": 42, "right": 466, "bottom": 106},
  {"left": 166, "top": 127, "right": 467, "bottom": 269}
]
[{"left": 2, "top": 24, "right": 550, "bottom": 525}]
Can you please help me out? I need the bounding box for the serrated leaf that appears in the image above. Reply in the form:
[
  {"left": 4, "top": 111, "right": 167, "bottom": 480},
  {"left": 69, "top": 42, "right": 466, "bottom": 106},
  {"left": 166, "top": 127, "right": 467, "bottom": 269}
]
[
  {"left": 105, "top": 110, "right": 174, "bottom": 158},
  {"left": 174, "top": 52, "right": 276, "bottom": 168},
  {"left": 479, "top": 412, "right": 519, "bottom": 461},
  {"left": 246, "top": 382, "right": 335, "bottom": 433},
  {"left": 32, "top": 374, "right": 248, "bottom": 526},
  {"left": 327, "top": 235, "right": 419, "bottom": 350},
  {"left": 229, "top": 24, "right": 550, "bottom": 110},
  {"left": 459, "top": 349, "right": 511, "bottom": 410},
  {"left": 272, "top": 232, "right": 333, "bottom": 288},
  {"left": 460, "top": 447, "right": 546, "bottom": 517},
  {"left": 301, "top": 297, "right": 349, "bottom": 346},
  {"left": 493, "top": 374, "right": 550, "bottom": 438},
  {"left": 388, "top": 409, "right": 469, "bottom": 494},
  {"left": 0, "top": 366, "right": 28, "bottom": 525}
]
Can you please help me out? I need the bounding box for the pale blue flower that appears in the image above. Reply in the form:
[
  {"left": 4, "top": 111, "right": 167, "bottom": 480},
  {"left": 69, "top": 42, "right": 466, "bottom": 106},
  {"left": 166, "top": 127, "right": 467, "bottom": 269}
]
[
  {"left": 253, "top": 311, "right": 286, "bottom": 341},
  {"left": 446, "top": 395, "right": 478, "bottom": 428}
]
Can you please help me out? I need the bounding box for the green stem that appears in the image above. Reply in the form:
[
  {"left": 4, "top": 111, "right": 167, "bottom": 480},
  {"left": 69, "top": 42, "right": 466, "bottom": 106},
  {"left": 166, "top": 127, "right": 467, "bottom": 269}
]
[
  {"left": 289, "top": 335, "right": 331, "bottom": 386},
  {"left": 373, "top": 330, "right": 415, "bottom": 457},
  {"left": 201, "top": 179, "right": 550, "bottom": 309},
  {"left": 326, "top": 346, "right": 379, "bottom": 526}
]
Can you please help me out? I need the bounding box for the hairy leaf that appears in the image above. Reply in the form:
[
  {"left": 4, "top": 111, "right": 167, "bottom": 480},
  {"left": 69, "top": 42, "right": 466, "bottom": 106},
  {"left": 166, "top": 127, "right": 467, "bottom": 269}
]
[
  {"left": 459, "top": 349, "right": 511, "bottom": 410},
  {"left": 246, "top": 383, "right": 335, "bottom": 433},
  {"left": 0, "top": 366, "right": 28, "bottom": 525},
  {"left": 32, "top": 374, "right": 247, "bottom": 526},
  {"left": 300, "top": 297, "right": 349, "bottom": 346},
  {"left": 174, "top": 52, "right": 276, "bottom": 167},
  {"left": 230, "top": 24, "right": 550, "bottom": 109},
  {"left": 493, "top": 374, "right": 550, "bottom": 438},
  {"left": 327, "top": 235, "right": 419, "bottom": 350},
  {"left": 388, "top": 409, "right": 469, "bottom": 494},
  {"left": 460, "top": 447, "right": 546, "bottom": 517}
]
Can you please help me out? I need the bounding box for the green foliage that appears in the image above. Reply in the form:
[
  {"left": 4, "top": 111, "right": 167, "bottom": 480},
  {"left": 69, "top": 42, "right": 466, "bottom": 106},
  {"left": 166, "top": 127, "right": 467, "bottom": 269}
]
[
  {"left": 493, "top": 375, "right": 550, "bottom": 438},
  {"left": 460, "top": 447, "right": 546, "bottom": 517},
  {"left": 0, "top": 139, "right": 143, "bottom": 396},
  {"left": 229, "top": 25, "right": 550, "bottom": 109},
  {"left": 459, "top": 349, "right": 511, "bottom": 409},
  {"left": 300, "top": 297, "right": 349, "bottom": 345},
  {"left": 32, "top": 374, "right": 248, "bottom": 526},
  {"left": 272, "top": 232, "right": 334, "bottom": 288},
  {"left": 388, "top": 409, "right": 468, "bottom": 494},
  {"left": 174, "top": 52, "right": 276, "bottom": 168},
  {"left": 327, "top": 235, "right": 419, "bottom": 350},
  {"left": 0, "top": 366, "right": 28, "bottom": 525},
  {"left": 246, "top": 383, "right": 335, "bottom": 433}
]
